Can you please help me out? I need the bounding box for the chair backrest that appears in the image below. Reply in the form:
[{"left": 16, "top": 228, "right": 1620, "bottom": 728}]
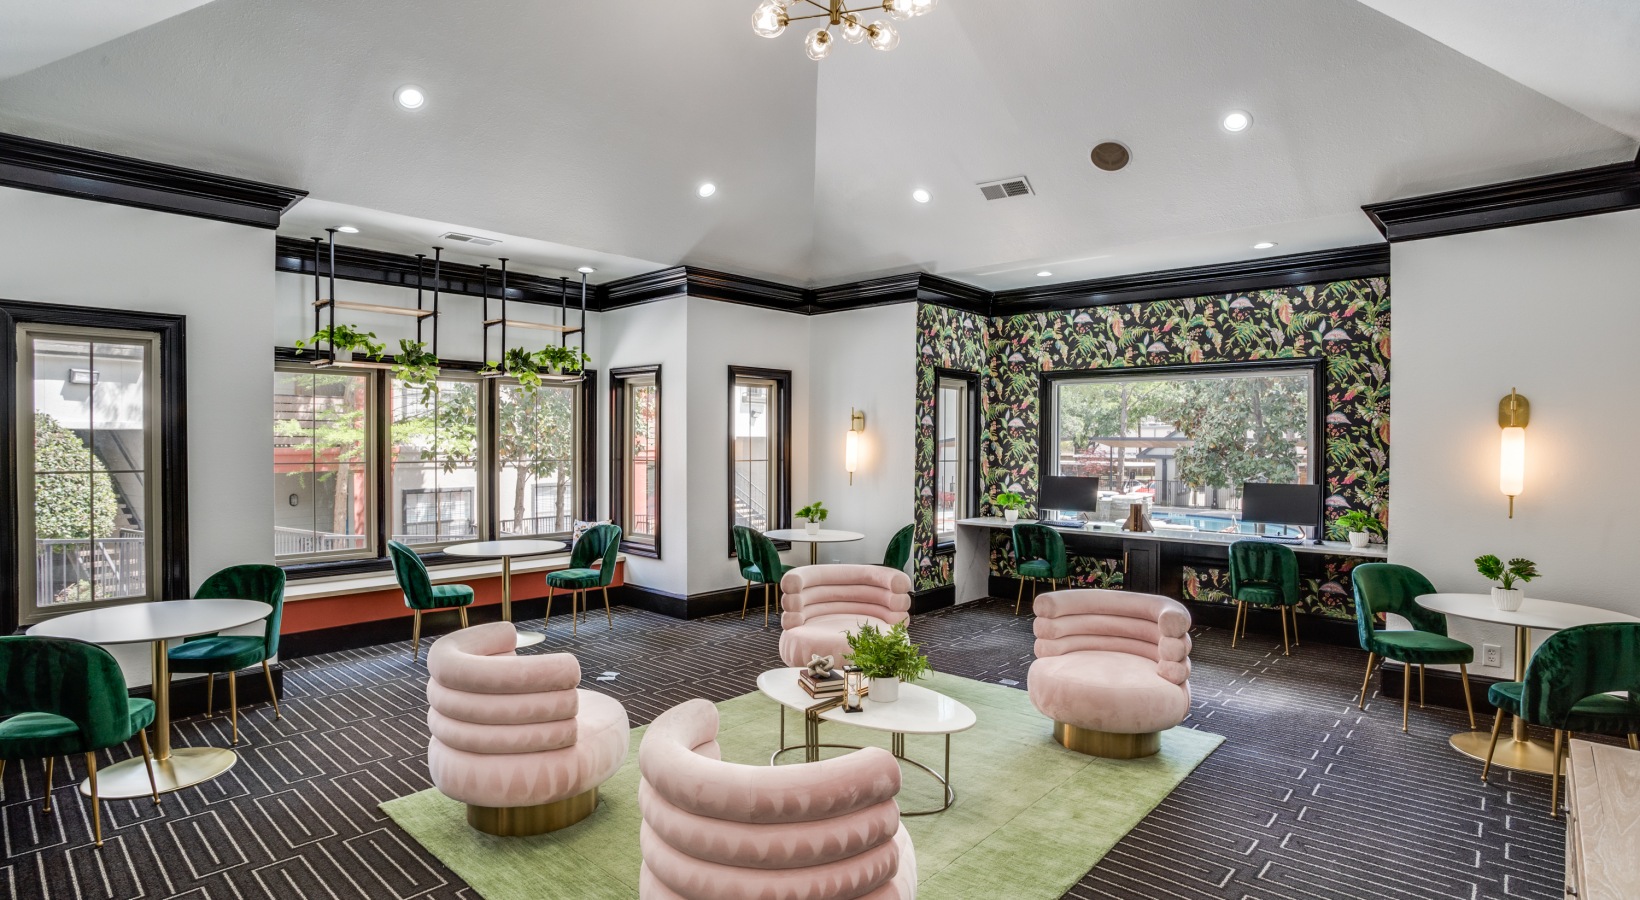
[
  {"left": 731, "top": 525, "right": 784, "bottom": 585},
  {"left": 1228, "top": 540, "right": 1300, "bottom": 602},
  {"left": 779, "top": 564, "right": 912, "bottom": 628},
  {"left": 196, "top": 564, "right": 287, "bottom": 656},
  {"left": 572, "top": 523, "right": 623, "bottom": 587},
  {"left": 1349, "top": 563, "right": 1443, "bottom": 649},
  {"left": 881, "top": 523, "right": 915, "bottom": 571},
  {"left": 1518, "top": 622, "right": 1640, "bottom": 729},
  {"left": 426, "top": 622, "right": 583, "bottom": 751},
  {"left": 638, "top": 698, "right": 906, "bottom": 898},
  {"left": 388, "top": 540, "right": 436, "bottom": 609},
  {"left": 1011, "top": 523, "right": 1067, "bottom": 571},
  {"left": 0, "top": 636, "right": 134, "bottom": 750},
  {"left": 1032, "top": 589, "right": 1193, "bottom": 685}
]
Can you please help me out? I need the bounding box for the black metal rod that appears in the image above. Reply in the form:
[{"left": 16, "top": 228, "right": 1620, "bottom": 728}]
[
  {"left": 415, "top": 254, "right": 426, "bottom": 346},
  {"left": 579, "top": 271, "right": 588, "bottom": 357},
  {"left": 499, "top": 258, "right": 509, "bottom": 357},
  {"left": 560, "top": 277, "right": 568, "bottom": 348},
  {"left": 326, "top": 228, "right": 338, "bottom": 363},
  {"left": 432, "top": 247, "right": 442, "bottom": 358},
  {"left": 311, "top": 236, "right": 322, "bottom": 345},
  {"left": 480, "top": 264, "right": 491, "bottom": 365}
]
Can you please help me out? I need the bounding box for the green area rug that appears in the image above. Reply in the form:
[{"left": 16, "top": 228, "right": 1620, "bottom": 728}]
[{"left": 381, "top": 672, "right": 1222, "bottom": 900}]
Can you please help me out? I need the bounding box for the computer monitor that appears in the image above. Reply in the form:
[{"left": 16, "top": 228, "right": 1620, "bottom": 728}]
[
  {"left": 1240, "top": 482, "right": 1323, "bottom": 540},
  {"left": 1040, "top": 475, "right": 1101, "bottom": 515}
]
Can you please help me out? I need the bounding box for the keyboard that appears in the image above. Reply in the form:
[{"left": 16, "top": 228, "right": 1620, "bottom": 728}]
[{"left": 1243, "top": 534, "right": 1303, "bottom": 544}]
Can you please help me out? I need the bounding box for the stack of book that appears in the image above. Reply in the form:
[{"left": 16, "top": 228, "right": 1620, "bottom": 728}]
[{"left": 799, "top": 669, "right": 846, "bottom": 699}]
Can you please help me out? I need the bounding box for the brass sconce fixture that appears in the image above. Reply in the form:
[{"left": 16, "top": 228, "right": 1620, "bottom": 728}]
[
  {"left": 846, "top": 408, "right": 865, "bottom": 485},
  {"left": 1498, "top": 389, "right": 1529, "bottom": 518}
]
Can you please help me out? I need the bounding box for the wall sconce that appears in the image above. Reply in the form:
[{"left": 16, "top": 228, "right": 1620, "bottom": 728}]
[
  {"left": 1498, "top": 388, "right": 1529, "bottom": 518},
  {"left": 846, "top": 408, "right": 865, "bottom": 485}
]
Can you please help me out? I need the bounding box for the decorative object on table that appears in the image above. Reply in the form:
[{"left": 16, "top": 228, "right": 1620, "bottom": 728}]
[
  {"left": 843, "top": 665, "right": 865, "bottom": 712},
  {"left": 994, "top": 490, "right": 1026, "bottom": 524},
  {"left": 845, "top": 621, "right": 931, "bottom": 704},
  {"left": 387, "top": 541, "right": 475, "bottom": 661},
  {"left": 1228, "top": 539, "right": 1302, "bottom": 655},
  {"left": 167, "top": 564, "right": 287, "bottom": 746},
  {"left": 1498, "top": 388, "right": 1529, "bottom": 518},
  {"left": 799, "top": 665, "right": 846, "bottom": 699},
  {"left": 796, "top": 500, "right": 829, "bottom": 535},
  {"left": 1475, "top": 554, "right": 1538, "bottom": 612},
  {"left": 1122, "top": 503, "right": 1152, "bottom": 533},
  {"left": 805, "top": 653, "right": 836, "bottom": 677},
  {"left": 1480, "top": 622, "right": 1640, "bottom": 817},
  {"left": 1010, "top": 523, "right": 1069, "bottom": 615},
  {"left": 882, "top": 522, "right": 915, "bottom": 572},
  {"left": 778, "top": 565, "right": 912, "bottom": 667},
  {"left": 846, "top": 407, "right": 865, "bottom": 484},
  {"left": 544, "top": 523, "right": 622, "bottom": 635},
  {"left": 733, "top": 525, "right": 795, "bottom": 626},
  {"left": 752, "top": 0, "right": 937, "bottom": 61},
  {"left": 1332, "top": 509, "right": 1384, "bottom": 550},
  {"left": 1350, "top": 563, "right": 1477, "bottom": 733},
  {"left": 1028, "top": 589, "right": 1194, "bottom": 759},
  {"left": 0, "top": 636, "right": 161, "bottom": 847}
]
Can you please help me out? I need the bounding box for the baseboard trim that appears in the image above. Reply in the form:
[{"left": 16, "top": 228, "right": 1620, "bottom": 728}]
[
  {"left": 911, "top": 584, "right": 955, "bottom": 614},
  {"left": 609, "top": 583, "right": 756, "bottom": 620},
  {"left": 1378, "top": 662, "right": 1505, "bottom": 716}
]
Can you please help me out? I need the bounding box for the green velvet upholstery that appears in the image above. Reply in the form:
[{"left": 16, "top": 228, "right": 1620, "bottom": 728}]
[
  {"left": 732, "top": 526, "right": 792, "bottom": 586},
  {"left": 1351, "top": 563, "right": 1473, "bottom": 665},
  {"left": 547, "top": 524, "right": 622, "bottom": 591},
  {"left": 881, "top": 524, "right": 915, "bottom": 571},
  {"left": 168, "top": 564, "right": 287, "bottom": 675},
  {"left": 388, "top": 541, "right": 476, "bottom": 610},
  {"left": 546, "top": 567, "right": 603, "bottom": 589},
  {"left": 168, "top": 637, "right": 266, "bottom": 673},
  {"left": 1011, "top": 524, "right": 1069, "bottom": 580},
  {"left": 1228, "top": 540, "right": 1299, "bottom": 608},
  {"left": 1489, "top": 623, "right": 1640, "bottom": 734},
  {"left": 0, "top": 636, "right": 154, "bottom": 757}
]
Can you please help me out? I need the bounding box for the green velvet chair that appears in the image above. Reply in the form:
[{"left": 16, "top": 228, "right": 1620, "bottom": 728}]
[
  {"left": 881, "top": 524, "right": 915, "bottom": 573},
  {"left": 1227, "top": 540, "right": 1302, "bottom": 655},
  {"left": 1010, "top": 523, "right": 1069, "bottom": 615},
  {"left": 0, "top": 636, "right": 160, "bottom": 847},
  {"left": 733, "top": 525, "right": 794, "bottom": 627},
  {"left": 1482, "top": 622, "right": 1640, "bottom": 817},
  {"left": 545, "top": 523, "right": 623, "bottom": 635},
  {"left": 387, "top": 540, "right": 474, "bottom": 661},
  {"left": 1351, "top": 562, "right": 1476, "bottom": 733},
  {"left": 167, "top": 564, "right": 286, "bottom": 745}
]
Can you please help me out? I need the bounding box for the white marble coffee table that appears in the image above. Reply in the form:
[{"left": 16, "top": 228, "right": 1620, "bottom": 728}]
[{"left": 757, "top": 667, "right": 976, "bottom": 815}]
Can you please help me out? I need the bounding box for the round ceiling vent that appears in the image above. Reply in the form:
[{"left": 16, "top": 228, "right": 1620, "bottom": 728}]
[{"left": 1090, "top": 142, "right": 1130, "bottom": 171}]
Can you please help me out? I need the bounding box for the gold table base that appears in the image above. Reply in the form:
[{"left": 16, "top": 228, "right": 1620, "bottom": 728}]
[
  {"left": 468, "top": 788, "right": 598, "bottom": 836},
  {"left": 1448, "top": 730, "right": 1557, "bottom": 775},
  {"left": 80, "top": 746, "right": 238, "bottom": 799},
  {"left": 772, "top": 702, "right": 956, "bottom": 816}
]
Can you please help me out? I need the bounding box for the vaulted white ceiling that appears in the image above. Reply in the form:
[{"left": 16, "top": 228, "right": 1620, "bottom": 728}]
[
  {"left": 1, "top": 0, "right": 1634, "bottom": 289},
  {"left": 0, "top": 0, "right": 216, "bottom": 80}
]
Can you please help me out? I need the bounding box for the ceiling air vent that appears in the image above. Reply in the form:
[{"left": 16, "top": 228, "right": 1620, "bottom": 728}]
[
  {"left": 439, "top": 231, "right": 501, "bottom": 246},
  {"left": 977, "top": 176, "right": 1034, "bottom": 201}
]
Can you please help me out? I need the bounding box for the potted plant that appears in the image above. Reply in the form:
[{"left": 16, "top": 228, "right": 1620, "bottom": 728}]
[
  {"left": 994, "top": 491, "right": 1026, "bottom": 524},
  {"left": 1332, "top": 510, "right": 1384, "bottom": 550},
  {"left": 1475, "top": 554, "right": 1539, "bottom": 612},
  {"left": 294, "top": 324, "right": 384, "bottom": 363},
  {"left": 844, "top": 622, "right": 930, "bottom": 703},
  {"left": 540, "top": 344, "right": 591, "bottom": 376},
  {"left": 796, "top": 501, "right": 828, "bottom": 535},
  {"left": 391, "top": 339, "right": 440, "bottom": 392}
]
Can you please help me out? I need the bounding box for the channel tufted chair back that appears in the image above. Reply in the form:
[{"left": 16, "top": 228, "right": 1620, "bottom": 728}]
[{"left": 777, "top": 564, "right": 911, "bottom": 667}]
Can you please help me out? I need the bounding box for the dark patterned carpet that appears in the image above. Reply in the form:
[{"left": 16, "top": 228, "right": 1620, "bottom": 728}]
[{"left": 2, "top": 599, "right": 1571, "bottom": 899}]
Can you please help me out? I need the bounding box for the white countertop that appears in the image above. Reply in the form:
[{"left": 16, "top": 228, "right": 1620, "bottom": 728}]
[{"left": 957, "top": 516, "right": 1387, "bottom": 558}]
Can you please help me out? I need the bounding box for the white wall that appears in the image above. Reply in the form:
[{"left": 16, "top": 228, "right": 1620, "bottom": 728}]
[{"left": 1390, "top": 208, "right": 1640, "bottom": 672}]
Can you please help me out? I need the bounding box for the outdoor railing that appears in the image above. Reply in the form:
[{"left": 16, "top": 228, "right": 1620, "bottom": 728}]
[{"left": 35, "top": 537, "right": 146, "bottom": 608}]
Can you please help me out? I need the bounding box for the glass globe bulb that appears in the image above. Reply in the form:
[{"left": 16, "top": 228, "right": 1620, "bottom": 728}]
[
  {"left": 805, "top": 27, "right": 833, "bottom": 60},
  {"left": 884, "top": 0, "right": 913, "bottom": 21},
  {"left": 909, "top": 0, "right": 938, "bottom": 15},
  {"left": 867, "top": 21, "right": 899, "bottom": 51},
  {"left": 752, "top": 0, "right": 787, "bottom": 38},
  {"left": 840, "top": 13, "right": 867, "bottom": 43}
]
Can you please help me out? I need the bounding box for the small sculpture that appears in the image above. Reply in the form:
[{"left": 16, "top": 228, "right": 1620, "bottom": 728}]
[{"left": 806, "top": 654, "right": 835, "bottom": 678}]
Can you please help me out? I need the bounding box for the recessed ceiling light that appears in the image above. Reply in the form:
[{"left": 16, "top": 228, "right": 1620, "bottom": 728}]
[
  {"left": 1036, "top": 271, "right": 1053, "bottom": 278},
  {"left": 1253, "top": 241, "right": 1276, "bottom": 250},
  {"left": 1221, "top": 110, "right": 1252, "bottom": 133},
  {"left": 697, "top": 183, "right": 717, "bottom": 198},
  {"left": 912, "top": 189, "right": 931, "bottom": 204},
  {"left": 577, "top": 266, "right": 596, "bottom": 274},
  {"left": 394, "top": 85, "right": 426, "bottom": 110},
  {"left": 336, "top": 225, "right": 359, "bottom": 234}
]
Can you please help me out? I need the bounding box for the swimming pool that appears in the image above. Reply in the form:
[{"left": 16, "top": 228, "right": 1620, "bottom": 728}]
[{"left": 1150, "top": 511, "right": 1303, "bottom": 537}]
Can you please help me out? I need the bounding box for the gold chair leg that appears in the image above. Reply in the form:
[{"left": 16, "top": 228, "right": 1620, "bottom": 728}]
[
  {"left": 1230, "top": 601, "right": 1243, "bottom": 648},
  {"left": 228, "top": 669, "right": 239, "bottom": 745},
  {"left": 41, "top": 757, "right": 54, "bottom": 813},
  {"left": 412, "top": 610, "right": 423, "bottom": 661},
  {"left": 1458, "top": 664, "right": 1476, "bottom": 730},
  {"left": 1418, "top": 664, "right": 1426, "bottom": 708},
  {"left": 204, "top": 672, "right": 214, "bottom": 718},
  {"left": 459, "top": 607, "right": 469, "bottom": 629},
  {"left": 544, "top": 589, "right": 553, "bottom": 630},
  {"left": 1550, "top": 729, "right": 1565, "bottom": 818},
  {"left": 1014, "top": 578, "right": 1025, "bottom": 615},
  {"left": 741, "top": 581, "right": 751, "bottom": 619},
  {"left": 1279, "top": 606, "right": 1291, "bottom": 656},
  {"left": 137, "top": 730, "right": 159, "bottom": 805},
  {"left": 1629, "top": 734, "right": 1638, "bottom": 751},
  {"left": 572, "top": 591, "right": 579, "bottom": 636},
  {"left": 262, "top": 660, "right": 282, "bottom": 721},
  {"left": 604, "top": 587, "right": 614, "bottom": 630},
  {"left": 1291, "top": 608, "right": 1299, "bottom": 646},
  {"left": 763, "top": 584, "right": 772, "bottom": 628},
  {"left": 85, "top": 752, "right": 101, "bottom": 847},
  {"left": 1401, "top": 663, "right": 1411, "bottom": 733},
  {"left": 1357, "top": 652, "right": 1375, "bottom": 710},
  {"left": 1481, "top": 708, "right": 1505, "bottom": 781}
]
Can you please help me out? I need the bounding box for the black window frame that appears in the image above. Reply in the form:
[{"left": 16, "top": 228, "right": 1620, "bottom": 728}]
[
  {"left": 726, "top": 366, "right": 793, "bottom": 556},
  {"left": 934, "top": 367, "right": 980, "bottom": 551},
  {"left": 610, "top": 365, "right": 662, "bottom": 559}
]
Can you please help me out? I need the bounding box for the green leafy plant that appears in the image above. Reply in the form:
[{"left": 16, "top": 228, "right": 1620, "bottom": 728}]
[
  {"left": 845, "top": 622, "right": 931, "bottom": 682},
  {"left": 1475, "top": 554, "right": 1539, "bottom": 590},
  {"left": 294, "top": 324, "right": 385, "bottom": 360},
  {"left": 796, "top": 501, "right": 828, "bottom": 523},
  {"left": 994, "top": 491, "right": 1027, "bottom": 512},
  {"left": 540, "top": 344, "right": 590, "bottom": 375},
  {"left": 1332, "top": 510, "right": 1384, "bottom": 539},
  {"left": 391, "top": 339, "right": 440, "bottom": 391},
  {"left": 483, "top": 345, "right": 592, "bottom": 393}
]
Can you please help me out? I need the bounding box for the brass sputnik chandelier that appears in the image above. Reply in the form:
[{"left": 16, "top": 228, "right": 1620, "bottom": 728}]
[{"left": 752, "top": 0, "right": 938, "bottom": 60}]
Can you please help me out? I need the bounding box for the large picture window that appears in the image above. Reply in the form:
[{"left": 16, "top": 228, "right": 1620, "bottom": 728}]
[
  {"left": 274, "top": 367, "right": 374, "bottom": 560},
  {"left": 391, "top": 376, "right": 482, "bottom": 548},
  {"left": 729, "top": 367, "right": 790, "bottom": 549},
  {"left": 499, "top": 382, "right": 581, "bottom": 538},
  {"left": 611, "top": 366, "right": 661, "bottom": 557},
  {"left": 1044, "top": 361, "right": 1320, "bottom": 536},
  {"left": 935, "top": 371, "right": 977, "bottom": 543}
]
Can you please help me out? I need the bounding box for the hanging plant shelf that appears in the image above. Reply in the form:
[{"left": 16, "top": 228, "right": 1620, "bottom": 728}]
[
  {"left": 315, "top": 299, "right": 436, "bottom": 319},
  {"left": 481, "top": 318, "right": 581, "bottom": 334}
]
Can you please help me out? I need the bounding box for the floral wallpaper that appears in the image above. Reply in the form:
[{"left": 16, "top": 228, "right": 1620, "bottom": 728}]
[{"left": 913, "top": 303, "right": 988, "bottom": 590}]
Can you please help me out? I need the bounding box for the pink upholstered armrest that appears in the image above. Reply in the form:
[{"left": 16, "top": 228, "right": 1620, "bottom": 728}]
[
  {"left": 639, "top": 699, "right": 902, "bottom": 824},
  {"left": 427, "top": 621, "right": 581, "bottom": 694},
  {"left": 779, "top": 565, "right": 912, "bottom": 625}
]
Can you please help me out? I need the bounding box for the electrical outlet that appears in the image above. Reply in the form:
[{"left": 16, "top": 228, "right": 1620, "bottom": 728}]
[{"left": 1482, "top": 643, "right": 1501, "bottom": 668}]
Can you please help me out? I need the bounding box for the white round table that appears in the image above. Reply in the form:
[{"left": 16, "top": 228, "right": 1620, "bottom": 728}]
[
  {"left": 28, "top": 599, "right": 273, "bottom": 798},
  {"left": 762, "top": 529, "right": 866, "bottom": 566},
  {"left": 443, "top": 539, "right": 567, "bottom": 648},
  {"left": 1415, "top": 592, "right": 1640, "bottom": 774},
  {"left": 757, "top": 667, "right": 976, "bottom": 815}
]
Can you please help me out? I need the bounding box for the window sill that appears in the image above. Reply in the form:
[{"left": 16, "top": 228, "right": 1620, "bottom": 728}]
[
  {"left": 620, "top": 542, "right": 660, "bottom": 559},
  {"left": 283, "top": 553, "right": 624, "bottom": 602}
]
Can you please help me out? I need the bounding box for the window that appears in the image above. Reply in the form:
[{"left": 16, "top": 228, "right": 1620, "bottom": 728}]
[
  {"left": 1044, "top": 361, "right": 1319, "bottom": 535},
  {"left": 499, "top": 382, "right": 581, "bottom": 537},
  {"left": 274, "top": 366, "right": 374, "bottom": 561},
  {"left": 729, "top": 367, "right": 791, "bottom": 548},
  {"left": 935, "top": 371, "right": 977, "bottom": 542},
  {"left": 390, "top": 375, "right": 482, "bottom": 548},
  {"left": 16, "top": 324, "right": 164, "bottom": 623},
  {"left": 611, "top": 366, "right": 661, "bottom": 557}
]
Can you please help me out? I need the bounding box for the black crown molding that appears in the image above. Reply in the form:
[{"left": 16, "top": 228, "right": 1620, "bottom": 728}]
[
  {"left": 1362, "top": 157, "right": 1640, "bottom": 242},
  {"left": 0, "top": 132, "right": 306, "bottom": 229},
  {"left": 274, "top": 235, "right": 581, "bottom": 306}
]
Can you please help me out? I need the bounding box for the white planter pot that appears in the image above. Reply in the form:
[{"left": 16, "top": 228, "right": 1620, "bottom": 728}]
[
  {"left": 1004, "top": 509, "right": 1019, "bottom": 524},
  {"left": 870, "top": 676, "right": 900, "bottom": 703},
  {"left": 333, "top": 349, "right": 354, "bottom": 363},
  {"left": 1491, "top": 587, "right": 1524, "bottom": 612},
  {"left": 805, "top": 522, "right": 820, "bottom": 535},
  {"left": 1348, "top": 532, "right": 1370, "bottom": 550}
]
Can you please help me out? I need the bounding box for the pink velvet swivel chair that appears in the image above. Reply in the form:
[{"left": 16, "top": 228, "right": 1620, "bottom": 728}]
[
  {"left": 1028, "top": 589, "right": 1193, "bottom": 759},
  {"left": 638, "top": 698, "right": 917, "bottom": 900},
  {"left": 426, "top": 622, "right": 630, "bottom": 835},
  {"left": 778, "top": 565, "right": 912, "bottom": 668}
]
